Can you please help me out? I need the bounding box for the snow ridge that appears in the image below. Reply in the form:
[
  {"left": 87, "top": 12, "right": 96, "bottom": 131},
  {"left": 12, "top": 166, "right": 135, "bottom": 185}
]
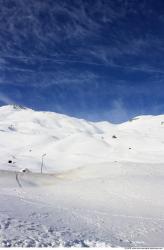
[{"left": 0, "top": 105, "right": 164, "bottom": 173}]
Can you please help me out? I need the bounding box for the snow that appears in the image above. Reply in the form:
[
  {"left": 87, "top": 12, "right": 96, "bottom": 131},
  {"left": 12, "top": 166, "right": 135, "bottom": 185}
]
[{"left": 0, "top": 104, "right": 164, "bottom": 247}]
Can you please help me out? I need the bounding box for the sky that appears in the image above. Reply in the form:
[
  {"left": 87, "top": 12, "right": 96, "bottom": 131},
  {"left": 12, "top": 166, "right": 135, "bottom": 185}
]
[{"left": 0, "top": 0, "right": 164, "bottom": 123}]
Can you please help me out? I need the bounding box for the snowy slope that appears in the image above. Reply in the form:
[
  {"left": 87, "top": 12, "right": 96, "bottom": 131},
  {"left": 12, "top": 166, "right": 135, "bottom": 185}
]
[
  {"left": 0, "top": 105, "right": 164, "bottom": 247},
  {"left": 0, "top": 104, "right": 164, "bottom": 173},
  {"left": 0, "top": 161, "right": 164, "bottom": 247}
]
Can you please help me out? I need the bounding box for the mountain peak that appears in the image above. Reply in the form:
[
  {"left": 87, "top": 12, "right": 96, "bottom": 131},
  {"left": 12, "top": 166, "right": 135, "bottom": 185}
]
[
  {"left": 12, "top": 104, "right": 27, "bottom": 110},
  {"left": 0, "top": 104, "right": 29, "bottom": 113}
]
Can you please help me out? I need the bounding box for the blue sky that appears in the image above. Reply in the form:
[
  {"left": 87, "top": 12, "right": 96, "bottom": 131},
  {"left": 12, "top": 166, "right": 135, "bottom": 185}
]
[{"left": 0, "top": 0, "right": 164, "bottom": 123}]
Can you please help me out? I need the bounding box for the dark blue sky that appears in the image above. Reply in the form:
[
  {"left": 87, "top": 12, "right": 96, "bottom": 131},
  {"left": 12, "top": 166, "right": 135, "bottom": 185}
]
[{"left": 0, "top": 0, "right": 164, "bottom": 122}]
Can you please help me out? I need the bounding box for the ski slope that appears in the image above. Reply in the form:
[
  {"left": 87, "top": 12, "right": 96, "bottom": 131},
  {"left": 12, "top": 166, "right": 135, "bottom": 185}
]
[
  {"left": 0, "top": 104, "right": 164, "bottom": 172},
  {"left": 0, "top": 105, "right": 164, "bottom": 247}
]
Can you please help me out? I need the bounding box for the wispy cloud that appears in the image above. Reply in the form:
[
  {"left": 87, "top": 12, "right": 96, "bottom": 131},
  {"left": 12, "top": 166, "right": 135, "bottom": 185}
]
[
  {"left": 0, "top": 92, "right": 14, "bottom": 105},
  {"left": 0, "top": 0, "right": 164, "bottom": 122},
  {"left": 108, "top": 99, "right": 129, "bottom": 123},
  {"left": 0, "top": 0, "right": 163, "bottom": 78}
]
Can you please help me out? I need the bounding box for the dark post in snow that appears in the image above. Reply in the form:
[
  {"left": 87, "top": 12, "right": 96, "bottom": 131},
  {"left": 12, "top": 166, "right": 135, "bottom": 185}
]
[{"left": 41, "top": 153, "right": 46, "bottom": 174}]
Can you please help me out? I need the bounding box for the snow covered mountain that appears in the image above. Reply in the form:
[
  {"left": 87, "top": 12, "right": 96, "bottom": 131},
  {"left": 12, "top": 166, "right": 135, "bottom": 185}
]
[
  {"left": 0, "top": 104, "right": 164, "bottom": 173},
  {"left": 1, "top": 105, "right": 164, "bottom": 247}
]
